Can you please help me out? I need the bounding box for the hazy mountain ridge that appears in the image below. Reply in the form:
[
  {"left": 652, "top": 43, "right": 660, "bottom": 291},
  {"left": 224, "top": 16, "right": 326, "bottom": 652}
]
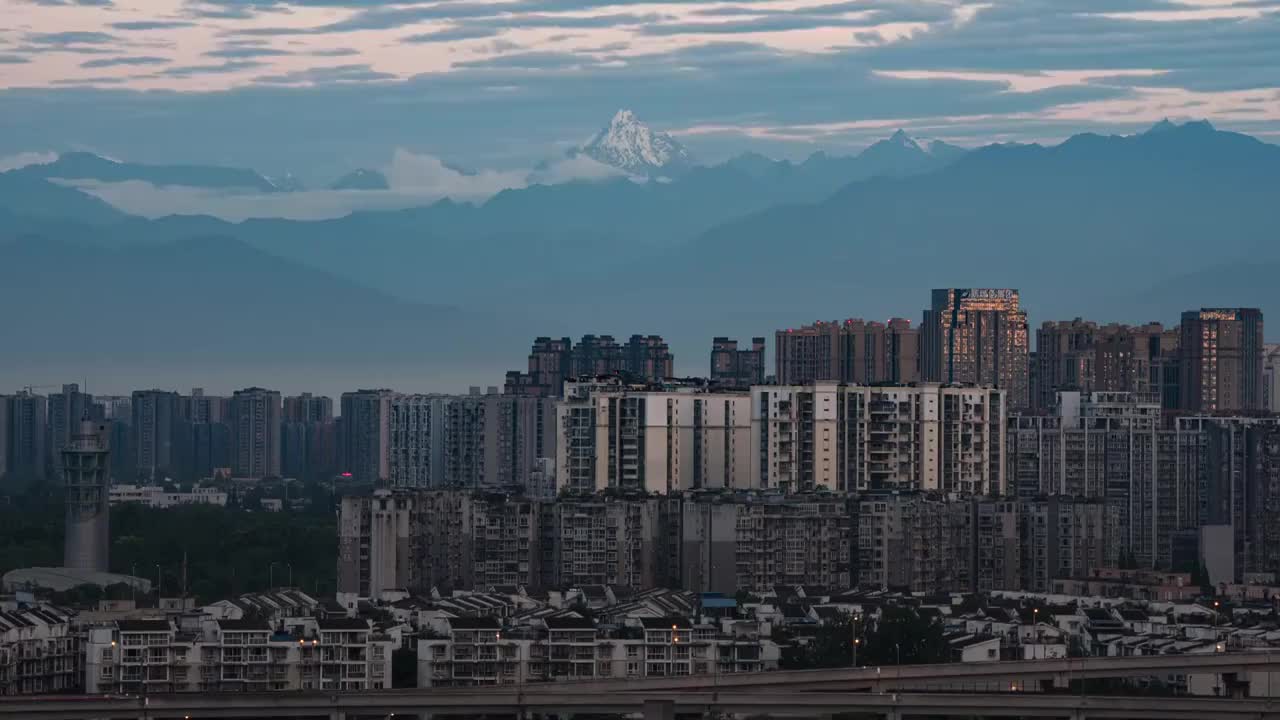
[{"left": 3, "top": 120, "right": 1279, "bottom": 386}]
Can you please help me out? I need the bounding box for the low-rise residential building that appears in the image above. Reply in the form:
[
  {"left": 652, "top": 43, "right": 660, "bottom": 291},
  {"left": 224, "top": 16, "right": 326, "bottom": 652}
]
[
  {"left": 108, "top": 484, "right": 229, "bottom": 508},
  {"left": 416, "top": 613, "right": 779, "bottom": 687},
  {"left": 85, "top": 616, "right": 393, "bottom": 694},
  {"left": 0, "top": 603, "right": 81, "bottom": 695}
]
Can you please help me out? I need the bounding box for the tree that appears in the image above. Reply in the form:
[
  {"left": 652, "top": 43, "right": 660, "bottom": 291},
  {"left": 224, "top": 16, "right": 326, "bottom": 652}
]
[{"left": 778, "top": 607, "right": 945, "bottom": 670}]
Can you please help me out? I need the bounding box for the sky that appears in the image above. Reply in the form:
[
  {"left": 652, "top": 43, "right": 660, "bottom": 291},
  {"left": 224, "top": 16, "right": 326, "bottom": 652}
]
[{"left": 1, "top": 0, "right": 1279, "bottom": 181}]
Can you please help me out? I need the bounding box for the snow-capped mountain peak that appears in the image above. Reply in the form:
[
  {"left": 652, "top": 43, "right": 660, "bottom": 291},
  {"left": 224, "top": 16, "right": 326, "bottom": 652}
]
[
  {"left": 888, "top": 129, "right": 923, "bottom": 152},
  {"left": 575, "top": 109, "right": 693, "bottom": 177}
]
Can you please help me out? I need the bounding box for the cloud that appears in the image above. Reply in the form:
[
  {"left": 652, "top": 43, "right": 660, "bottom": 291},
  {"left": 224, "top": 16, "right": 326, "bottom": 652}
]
[
  {"left": 404, "top": 26, "right": 503, "bottom": 43},
  {"left": 27, "top": 0, "right": 112, "bottom": 5},
  {"left": 159, "top": 60, "right": 265, "bottom": 77},
  {"left": 206, "top": 46, "right": 294, "bottom": 58},
  {"left": 0, "top": 150, "right": 57, "bottom": 172},
  {"left": 312, "top": 47, "right": 360, "bottom": 56},
  {"left": 81, "top": 55, "right": 171, "bottom": 69},
  {"left": 0, "top": 55, "right": 31, "bottom": 64},
  {"left": 109, "top": 20, "right": 196, "bottom": 30},
  {"left": 387, "top": 147, "right": 528, "bottom": 195},
  {"left": 44, "top": 146, "right": 633, "bottom": 222},
  {"left": 23, "top": 31, "right": 118, "bottom": 46},
  {"left": 527, "top": 153, "right": 627, "bottom": 183},
  {"left": 254, "top": 64, "right": 398, "bottom": 84}
]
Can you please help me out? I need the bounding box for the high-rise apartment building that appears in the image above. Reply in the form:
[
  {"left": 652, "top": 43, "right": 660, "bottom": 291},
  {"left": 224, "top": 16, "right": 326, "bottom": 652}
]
[
  {"left": 753, "top": 383, "right": 1006, "bottom": 495},
  {"left": 1179, "top": 308, "right": 1264, "bottom": 413},
  {"left": 775, "top": 319, "right": 919, "bottom": 385},
  {"left": 179, "top": 388, "right": 229, "bottom": 424},
  {"left": 384, "top": 392, "right": 557, "bottom": 491},
  {"left": 623, "top": 334, "right": 674, "bottom": 381},
  {"left": 340, "top": 389, "right": 395, "bottom": 483},
  {"left": 1007, "top": 391, "right": 1184, "bottom": 569},
  {"left": 710, "top": 337, "right": 766, "bottom": 388},
  {"left": 573, "top": 334, "right": 624, "bottom": 377},
  {"left": 856, "top": 492, "right": 973, "bottom": 593},
  {"left": 230, "top": 387, "right": 282, "bottom": 479},
  {"left": 710, "top": 494, "right": 853, "bottom": 593},
  {"left": 62, "top": 418, "right": 111, "bottom": 572},
  {"left": 1034, "top": 321, "right": 1180, "bottom": 412},
  {"left": 132, "top": 389, "right": 178, "bottom": 481},
  {"left": 1177, "top": 416, "right": 1280, "bottom": 583},
  {"left": 3, "top": 391, "right": 47, "bottom": 483},
  {"left": 505, "top": 337, "right": 574, "bottom": 397},
  {"left": 283, "top": 393, "right": 334, "bottom": 424},
  {"left": 0, "top": 395, "right": 8, "bottom": 481},
  {"left": 1263, "top": 344, "right": 1280, "bottom": 412},
  {"left": 1032, "top": 319, "right": 1097, "bottom": 411},
  {"left": 922, "top": 288, "right": 1030, "bottom": 410},
  {"left": 48, "top": 384, "right": 99, "bottom": 476},
  {"left": 555, "top": 379, "right": 752, "bottom": 494},
  {"left": 1019, "top": 496, "right": 1118, "bottom": 593}
]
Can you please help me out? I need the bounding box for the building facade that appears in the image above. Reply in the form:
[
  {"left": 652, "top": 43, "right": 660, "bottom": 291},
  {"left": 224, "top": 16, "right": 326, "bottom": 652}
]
[
  {"left": 230, "top": 387, "right": 282, "bottom": 479},
  {"left": 922, "top": 288, "right": 1030, "bottom": 410},
  {"left": 1179, "top": 308, "right": 1264, "bottom": 413},
  {"left": 710, "top": 337, "right": 766, "bottom": 388},
  {"left": 85, "top": 617, "right": 392, "bottom": 694},
  {"left": 132, "top": 390, "right": 179, "bottom": 481},
  {"left": 555, "top": 380, "right": 753, "bottom": 494},
  {"left": 0, "top": 604, "right": 81, "bottom": 696},
  {"left": 752, "top": 383, "right": 1006, "bottom": 495},
  {"left": 775, "top": 319, "right": 919, "bottom": 386}
]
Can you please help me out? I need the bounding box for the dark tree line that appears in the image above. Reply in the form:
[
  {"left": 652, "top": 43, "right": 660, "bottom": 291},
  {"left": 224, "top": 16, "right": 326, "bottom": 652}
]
[
  {"left": 0, "top": 483, "right": 337, "bottom": 604},
  {"left": 779, "top": 607, "right": 947, "bottom": 669}
]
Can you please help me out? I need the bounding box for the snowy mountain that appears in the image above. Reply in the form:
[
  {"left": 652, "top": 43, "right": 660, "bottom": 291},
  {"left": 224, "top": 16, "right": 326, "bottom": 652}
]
[{"left": 574, "top": 109, "right": 693, "bottom": 177}]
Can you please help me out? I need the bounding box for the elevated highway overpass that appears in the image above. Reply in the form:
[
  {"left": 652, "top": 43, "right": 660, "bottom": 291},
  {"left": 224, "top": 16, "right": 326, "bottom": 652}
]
[
  {"left": 6, "top": 689, "right": 1280, "bottom": 720},
  {"left": 6, "top": 653, "right": 1280, "bottom": 720}
]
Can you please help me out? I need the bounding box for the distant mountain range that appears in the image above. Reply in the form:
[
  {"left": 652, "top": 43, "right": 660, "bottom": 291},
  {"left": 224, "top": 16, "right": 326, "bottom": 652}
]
[{"left": 1, "top": 119, "right": 1277, "bottom": 386}]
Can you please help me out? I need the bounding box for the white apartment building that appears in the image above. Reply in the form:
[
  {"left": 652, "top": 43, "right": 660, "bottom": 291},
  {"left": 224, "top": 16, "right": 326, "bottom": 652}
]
[
  {"left": 109, "top": 484, "right": 229, "bottom": 508},
  {"left": 85, "top": 616, "right": 393, "bottom": 694},
  {"left": 417, "top": 615, "right": 778, "bottom": 688},
  {"left": 555, "top": 381, "right": 752, "bottom": 493},
  {"left": 752, "top": 383, "right": 1005, "bottom": 495},
  {"left": 0, "top": 603, "right": 82, "bottom": 695}
]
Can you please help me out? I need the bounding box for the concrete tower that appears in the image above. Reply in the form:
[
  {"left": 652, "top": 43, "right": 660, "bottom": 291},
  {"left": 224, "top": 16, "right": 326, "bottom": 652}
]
[{"left": 63, "top": 418, "right": 111, "bottom": 572}]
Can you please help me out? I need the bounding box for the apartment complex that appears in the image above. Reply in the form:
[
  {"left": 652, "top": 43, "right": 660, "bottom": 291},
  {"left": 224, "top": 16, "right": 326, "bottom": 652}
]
[
  {"left": 753, "top": 383, "right": 1005, "bottom": 495},
  {"left": 855, "top": 493, "right": 1115, "bottom": 594},
  {"left": 710, "top": 337, "right": 766, "bottom": 388},
  {"left": 506, "top": 334, "right": 678, "bottom": 397},
  {"left": 774, "top": 319, "right": 919, "bottom": 385},
  {"left": 339, "top": 490, "right": 855, "bottom": 598},
  {"left": 923, "top": 288, "right": 1030, "bottom": 410},
  {"left": 84, "top": 616, "right": 393, "bottom": 694}
]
